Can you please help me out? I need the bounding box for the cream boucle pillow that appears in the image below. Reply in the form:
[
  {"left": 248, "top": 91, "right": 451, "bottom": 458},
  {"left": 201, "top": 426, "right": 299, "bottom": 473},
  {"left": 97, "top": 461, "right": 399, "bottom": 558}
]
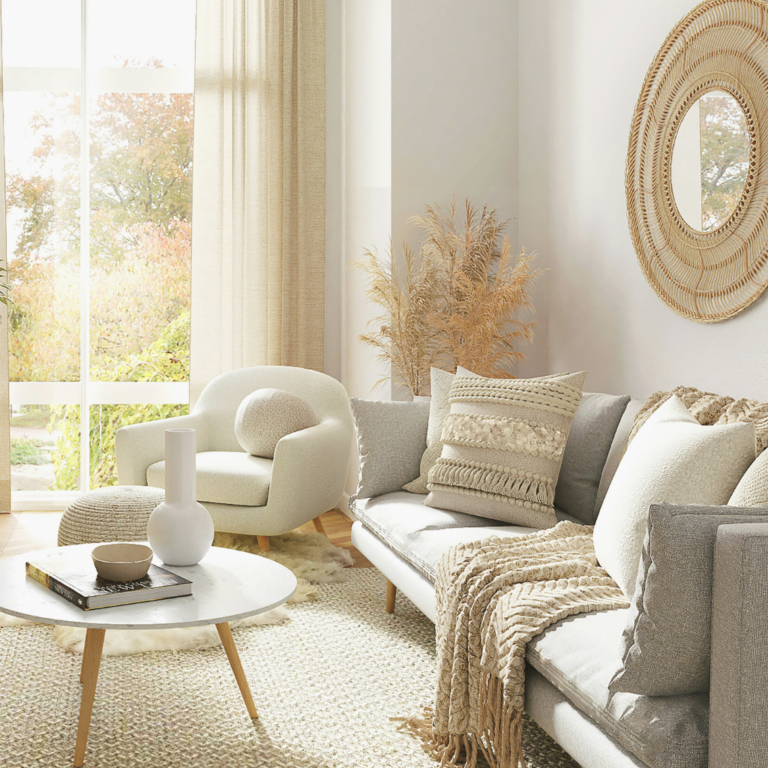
[
  {"left": 235, "top": 388, "right": 318, "bottom": 459},
  {"left": 424, "top": 370, "right": 587, "bottom": 528},
  {"left": 729, "top": 449, "right": 768, "bottom": 506},
  {"left": 593, "top": 396, "right": 757, "bottom": 598},
  {"left": 402, "top": 368, "right": 455, "bottom": 494}
]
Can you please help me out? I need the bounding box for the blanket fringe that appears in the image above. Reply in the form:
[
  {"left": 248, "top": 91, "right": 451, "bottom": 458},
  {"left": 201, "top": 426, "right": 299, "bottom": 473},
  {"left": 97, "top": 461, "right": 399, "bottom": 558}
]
[{"left": 394, "top": 678, "right": 527, "bottom": 768}]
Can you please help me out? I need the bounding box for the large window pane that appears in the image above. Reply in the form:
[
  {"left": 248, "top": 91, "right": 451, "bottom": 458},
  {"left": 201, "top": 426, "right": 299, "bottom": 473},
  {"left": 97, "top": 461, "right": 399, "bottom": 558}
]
[
  {"left": 5, "top": 91, "right": 81, "bottom": 383},
  {"left": 89, "top": 91, "right": 192, "bottom": 381},
  {"left": 4, "top": 0, "right": 194, "bottom": 503}
]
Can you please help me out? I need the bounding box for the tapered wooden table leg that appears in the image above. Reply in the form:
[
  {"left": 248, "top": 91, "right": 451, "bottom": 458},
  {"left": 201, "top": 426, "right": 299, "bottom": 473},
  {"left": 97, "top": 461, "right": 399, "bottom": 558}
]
[
  {"left": 80, "top": 630, "right": 93, "bottom": 684},
  {"left": 216, "top": 622, "right": 258, "bottom": 718},
  {"left": 312, "top": 515, "right": 326, "bottom": 536},
  {"left": 74, "top": 628, "right": 106, "bottom": 767}
]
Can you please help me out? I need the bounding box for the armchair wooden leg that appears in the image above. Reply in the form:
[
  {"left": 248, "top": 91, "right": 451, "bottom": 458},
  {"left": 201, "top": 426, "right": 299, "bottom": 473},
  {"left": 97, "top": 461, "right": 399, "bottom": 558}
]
[
  {"left": 386, "top": 580, "right": 396, "bottom": 614},
  {"left": 312, "top": 515, "right": 326, "bottom": 536},
  {"left": 257, "top": 535, "right": 270, "bottom": 553}
]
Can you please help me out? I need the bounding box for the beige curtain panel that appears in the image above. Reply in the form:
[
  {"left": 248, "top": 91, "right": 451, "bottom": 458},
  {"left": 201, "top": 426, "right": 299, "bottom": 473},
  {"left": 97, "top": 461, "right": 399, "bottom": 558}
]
[
  {"left": 190, "top": 0, "right": 326, "bottom": 405},
  {"left": 0, "top": 7, "right": 11, "bottom": 513}
]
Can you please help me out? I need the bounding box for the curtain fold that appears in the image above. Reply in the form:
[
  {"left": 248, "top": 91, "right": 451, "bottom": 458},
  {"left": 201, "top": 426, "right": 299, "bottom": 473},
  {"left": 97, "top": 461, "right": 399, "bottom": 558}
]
[
  {"left": 0, "top": 5, "right": 10, "bottom": 513},
  {"left": 190, "top": 0, "right": 326, "bottom": 405}
]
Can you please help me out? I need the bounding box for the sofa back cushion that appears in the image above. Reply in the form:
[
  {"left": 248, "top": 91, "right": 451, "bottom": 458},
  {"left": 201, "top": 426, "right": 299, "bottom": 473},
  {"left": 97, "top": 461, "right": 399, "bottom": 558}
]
[
  {"left": 554, "top": 392, "right": 630, "bottom": 525},
  {"left": 350, "top": 398, "right": 430, "bottom": 500},
  {"left": 593, "top": 397, "right": 644, "bottom": 518}
]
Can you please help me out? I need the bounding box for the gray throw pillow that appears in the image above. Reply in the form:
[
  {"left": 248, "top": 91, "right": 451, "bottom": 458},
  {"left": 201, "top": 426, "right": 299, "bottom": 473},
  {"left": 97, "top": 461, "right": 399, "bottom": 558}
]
[
  {"left": 350, "top": 398, "right": 430, "bottom": 500},
  {"left": 593, "top": 397, "right": 644, "bottom": 518},
  {"left": 609, "top": 502, "right": 768, "bottom": 697},
  {"left": 554, "top": 392, "right": 630, "bottom": 525}
]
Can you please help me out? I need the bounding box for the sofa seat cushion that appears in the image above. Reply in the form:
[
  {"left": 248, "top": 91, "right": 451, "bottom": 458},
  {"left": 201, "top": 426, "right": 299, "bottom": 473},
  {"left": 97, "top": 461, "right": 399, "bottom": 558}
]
[
  {"left": 147, "top": 451, "right": 272, "bottom": 507},
  {"left": 354, "top": 492, "right": 577, "bottom": 581},
  {"left": 527, "top": 609, "right": 708, "bottom": 768}
]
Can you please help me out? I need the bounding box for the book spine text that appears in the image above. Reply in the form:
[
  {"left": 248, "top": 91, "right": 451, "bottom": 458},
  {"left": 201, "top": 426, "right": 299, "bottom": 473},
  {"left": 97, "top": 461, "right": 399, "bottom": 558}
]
[{"left": 25, "top": 563, "right": 89, "bottom": 610}]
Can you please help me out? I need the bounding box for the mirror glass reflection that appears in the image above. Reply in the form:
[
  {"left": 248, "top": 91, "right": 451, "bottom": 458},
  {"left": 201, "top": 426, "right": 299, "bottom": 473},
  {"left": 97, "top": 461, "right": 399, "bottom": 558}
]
[{"left": 671, "top": 90, "right": 750, "bottom": 232}]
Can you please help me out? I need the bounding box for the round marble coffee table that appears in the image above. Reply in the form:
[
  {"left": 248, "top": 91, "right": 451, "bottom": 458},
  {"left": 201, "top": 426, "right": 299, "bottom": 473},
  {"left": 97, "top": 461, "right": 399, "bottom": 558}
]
[{"left": 0, "top": 544, "right": 297, "bottom": 767}]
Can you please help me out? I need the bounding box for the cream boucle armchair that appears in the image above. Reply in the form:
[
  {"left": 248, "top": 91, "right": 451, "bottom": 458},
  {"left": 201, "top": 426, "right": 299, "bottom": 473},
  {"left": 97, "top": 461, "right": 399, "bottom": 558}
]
[{"left": 116, "top": 366, "right": 354, "bottom": 551}]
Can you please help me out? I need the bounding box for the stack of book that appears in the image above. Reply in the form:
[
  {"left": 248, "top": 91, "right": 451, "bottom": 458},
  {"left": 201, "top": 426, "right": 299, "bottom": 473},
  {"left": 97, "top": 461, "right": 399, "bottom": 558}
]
[{"left": 26, "top": 550, "right": 192, "bottom": 611}]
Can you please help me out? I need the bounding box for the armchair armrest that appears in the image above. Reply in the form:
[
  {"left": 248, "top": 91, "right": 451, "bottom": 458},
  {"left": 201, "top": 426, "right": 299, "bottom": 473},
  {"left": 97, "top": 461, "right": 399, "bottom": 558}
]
[
  {"left": 116, "top": 412, "right": 209, "bottom": 486},
  {"left": 709, "top": 523, "right": 768, "bottom": 768},
  {"left": 262, "top": 418, "right": 353, "bottom": 533}
]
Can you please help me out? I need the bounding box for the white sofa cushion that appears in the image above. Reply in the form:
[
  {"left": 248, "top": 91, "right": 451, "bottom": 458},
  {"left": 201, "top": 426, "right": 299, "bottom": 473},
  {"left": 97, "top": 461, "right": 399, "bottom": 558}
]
[
  {"left": 147, "top": 451, "right": 272, "bottom": 507},
  {"left": 593, "top": 396, "right": 756, "bottom": 598},
  {"left": 354, "top": 491, "right": 577, "bottom": 580},
  {"left": 527, "top": 610, "right": 708, "bottom": 768}
]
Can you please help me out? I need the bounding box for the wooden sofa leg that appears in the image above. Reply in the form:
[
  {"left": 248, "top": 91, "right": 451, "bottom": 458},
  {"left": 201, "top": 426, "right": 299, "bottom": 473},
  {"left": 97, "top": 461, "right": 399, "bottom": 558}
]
[
  {"left": 257, "top": 535, "right": 270, "bottom": 553},
  {"left": 312, "top": 515, "right": 326, "bottom": 536},
  {"left": 386, "top": 580, "right": 396, "bottom": 614}
]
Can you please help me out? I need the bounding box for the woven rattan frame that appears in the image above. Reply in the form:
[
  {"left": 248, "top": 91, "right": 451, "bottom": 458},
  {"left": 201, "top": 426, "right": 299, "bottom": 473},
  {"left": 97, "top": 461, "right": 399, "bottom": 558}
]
[{"left": 626, "top": 0, "right": 768, "bottom": 322}]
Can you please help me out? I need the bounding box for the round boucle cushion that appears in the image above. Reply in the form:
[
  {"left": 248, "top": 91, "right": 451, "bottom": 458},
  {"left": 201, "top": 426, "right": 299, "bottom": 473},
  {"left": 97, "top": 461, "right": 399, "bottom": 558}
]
[
  {"left": 58, "top": 486, "right": 165, "bottom": 547},
  {"left": 234, "top": 387, "right": 318, "bottom": 459}
]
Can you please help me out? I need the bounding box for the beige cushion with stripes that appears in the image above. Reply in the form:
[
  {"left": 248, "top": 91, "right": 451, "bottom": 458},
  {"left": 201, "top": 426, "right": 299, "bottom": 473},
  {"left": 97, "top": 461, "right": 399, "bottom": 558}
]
[{"left": 424, "top": 370, "right": 587, "bottom": 528}]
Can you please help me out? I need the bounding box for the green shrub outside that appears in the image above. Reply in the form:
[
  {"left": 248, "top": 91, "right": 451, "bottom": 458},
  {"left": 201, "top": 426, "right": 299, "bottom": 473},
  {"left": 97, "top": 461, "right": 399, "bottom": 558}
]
[
  {"left": 51, "top": 311, "right": 190, "bottom": 490},
  {"left": 11, "top": 436, "right": 52, "bottom": 465}
]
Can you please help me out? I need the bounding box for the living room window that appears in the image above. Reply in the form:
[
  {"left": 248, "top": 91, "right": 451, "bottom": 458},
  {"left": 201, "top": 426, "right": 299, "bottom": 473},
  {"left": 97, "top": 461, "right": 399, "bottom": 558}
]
[{"left": 3, "top": 0, "right": 195, "bottom": 507}]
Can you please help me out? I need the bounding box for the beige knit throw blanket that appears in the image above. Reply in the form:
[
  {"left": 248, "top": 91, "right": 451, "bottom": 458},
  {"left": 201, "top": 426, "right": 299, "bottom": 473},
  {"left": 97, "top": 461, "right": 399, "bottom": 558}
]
[{"left": 401, "top": 521, "right": 628, "bottom": 768}]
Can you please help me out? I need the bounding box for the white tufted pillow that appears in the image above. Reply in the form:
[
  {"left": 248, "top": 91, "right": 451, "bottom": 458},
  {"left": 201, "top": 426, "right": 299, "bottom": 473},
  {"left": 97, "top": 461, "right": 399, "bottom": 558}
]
[{"left": 235, "top": 388, "right": 318, "bottom": 458}]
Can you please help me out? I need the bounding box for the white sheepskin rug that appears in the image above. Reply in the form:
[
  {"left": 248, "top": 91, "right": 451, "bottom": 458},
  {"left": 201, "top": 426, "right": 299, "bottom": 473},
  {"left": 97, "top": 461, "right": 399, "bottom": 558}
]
[{"left": 0, "top": 530, "right": 353, "bottom": 657}]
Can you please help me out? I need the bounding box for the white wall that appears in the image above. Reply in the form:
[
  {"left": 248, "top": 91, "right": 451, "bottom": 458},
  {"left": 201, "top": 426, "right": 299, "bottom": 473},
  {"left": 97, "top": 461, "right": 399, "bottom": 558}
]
[
  {"left": 518, "top": 0, "right": 768, "bottom": 401},
  {"left": 389, "top": 0, "right": 522, "bottom": 391},
  {"left": 391, "top": 0, "right": 519, "bottom": 252}
]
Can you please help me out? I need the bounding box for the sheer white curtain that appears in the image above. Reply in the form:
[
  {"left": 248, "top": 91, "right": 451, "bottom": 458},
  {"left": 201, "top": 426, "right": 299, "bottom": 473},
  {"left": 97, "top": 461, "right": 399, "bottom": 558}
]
[
  {"left": 190, "top": 0, "right": 326, "bottom": 405},
  {"left": 0, "top": 8, "right": 10, "bottom": 512}
]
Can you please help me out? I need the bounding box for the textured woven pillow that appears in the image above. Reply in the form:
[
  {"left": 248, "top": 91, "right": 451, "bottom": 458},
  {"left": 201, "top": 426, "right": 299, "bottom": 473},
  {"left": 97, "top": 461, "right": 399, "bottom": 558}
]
[
  {"left": 350, "top": 398, "right": 430, "bottom": 500},
  {"left": 403, "top": 368, "right": 455, "bottom": 494},
  {"left": 424, "top": 370, "right": 587, "bottom": 528},
  {"left": 610, "top": 503, "right": 768, "bottom": 696},
  {"left": 593, "top": 396, "right": 756, "bottom": 598},
  {"left": 728, "top": 448, "right": 768, "bottom": 506},
  {"left": 235, "top": 388, "right": 318, "bottom": 459}
]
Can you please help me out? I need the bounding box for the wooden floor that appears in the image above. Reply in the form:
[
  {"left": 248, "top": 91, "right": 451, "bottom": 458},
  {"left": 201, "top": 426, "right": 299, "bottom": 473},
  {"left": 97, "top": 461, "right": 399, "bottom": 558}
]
[{"left": 0, "top": 508, "right": 372, "bottom": 566}]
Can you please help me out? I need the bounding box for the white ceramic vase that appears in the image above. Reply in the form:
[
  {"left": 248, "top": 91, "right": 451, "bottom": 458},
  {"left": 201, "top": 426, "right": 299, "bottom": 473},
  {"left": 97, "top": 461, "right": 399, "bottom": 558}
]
[{"left": 147, "top": 428, "right": 214, "bottom": 566}]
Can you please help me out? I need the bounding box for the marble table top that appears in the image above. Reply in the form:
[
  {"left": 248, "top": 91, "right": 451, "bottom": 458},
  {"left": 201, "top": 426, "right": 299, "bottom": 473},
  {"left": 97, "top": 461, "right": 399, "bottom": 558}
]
[{"left": 0, "top": 545, "right": 297, "bottom": 630}]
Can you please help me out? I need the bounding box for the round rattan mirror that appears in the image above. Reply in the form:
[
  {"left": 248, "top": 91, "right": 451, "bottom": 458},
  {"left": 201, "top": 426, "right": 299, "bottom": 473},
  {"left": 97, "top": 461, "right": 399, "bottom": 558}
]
[{"left": 626, "top": 0, "right": 768, "bottom": 322}]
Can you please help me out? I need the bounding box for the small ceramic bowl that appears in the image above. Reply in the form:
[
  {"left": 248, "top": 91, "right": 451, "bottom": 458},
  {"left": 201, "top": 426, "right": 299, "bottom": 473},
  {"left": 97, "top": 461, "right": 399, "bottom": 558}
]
[{"left": 92, "top": 543, "right": 154, "bottom": 582}]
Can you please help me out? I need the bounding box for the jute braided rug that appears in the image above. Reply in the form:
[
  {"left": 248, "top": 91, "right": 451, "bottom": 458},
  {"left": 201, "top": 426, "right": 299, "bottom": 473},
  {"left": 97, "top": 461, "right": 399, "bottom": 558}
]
[{"left": 0, "top": 569, "right": 577, "bottom": 768}]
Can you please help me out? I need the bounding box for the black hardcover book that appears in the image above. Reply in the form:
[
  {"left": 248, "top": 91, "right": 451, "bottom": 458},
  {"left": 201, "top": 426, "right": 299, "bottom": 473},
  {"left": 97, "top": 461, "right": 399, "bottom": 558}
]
[{"left": 26, "top": 550, "right": 192, "bottom": 610}]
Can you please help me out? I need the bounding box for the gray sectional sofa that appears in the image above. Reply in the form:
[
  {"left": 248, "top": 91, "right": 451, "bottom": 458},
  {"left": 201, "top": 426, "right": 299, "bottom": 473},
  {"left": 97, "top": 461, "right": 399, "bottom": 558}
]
[{"left": 349, "top": 393, "right": 767, "bottom": 768}]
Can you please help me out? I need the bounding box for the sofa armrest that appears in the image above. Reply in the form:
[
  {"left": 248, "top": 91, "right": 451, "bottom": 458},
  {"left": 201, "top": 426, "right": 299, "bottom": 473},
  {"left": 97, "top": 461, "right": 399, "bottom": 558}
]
[
  {"left": 709, "top": 523, "right": 768, "bottom": 768},
  {"left": 263, "top": 418, "right": 353, "bottom": 532},
  {"left": 115, "top": 412, "right": 209, "bottom": 486}
]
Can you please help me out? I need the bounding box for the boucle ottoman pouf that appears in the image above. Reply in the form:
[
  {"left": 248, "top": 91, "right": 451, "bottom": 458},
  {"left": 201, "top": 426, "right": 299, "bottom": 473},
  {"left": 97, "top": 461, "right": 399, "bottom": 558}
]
[{"left": 58, "top": 486, "right": 165, "bottom": 547}]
